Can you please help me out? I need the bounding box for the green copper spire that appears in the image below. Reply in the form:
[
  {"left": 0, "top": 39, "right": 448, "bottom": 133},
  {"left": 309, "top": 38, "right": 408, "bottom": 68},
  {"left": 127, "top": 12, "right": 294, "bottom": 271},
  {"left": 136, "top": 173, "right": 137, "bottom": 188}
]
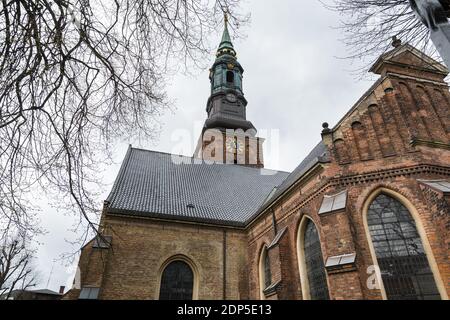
[{"left": 217, "top": 13, "right": 236, "bottom": 58}]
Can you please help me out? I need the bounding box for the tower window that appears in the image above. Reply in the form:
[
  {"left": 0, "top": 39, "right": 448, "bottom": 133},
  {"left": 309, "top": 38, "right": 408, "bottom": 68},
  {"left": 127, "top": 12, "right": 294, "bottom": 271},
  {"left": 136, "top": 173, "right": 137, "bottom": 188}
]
[{"left": 226, "top": 71, "right": 234, "bottom": 84}]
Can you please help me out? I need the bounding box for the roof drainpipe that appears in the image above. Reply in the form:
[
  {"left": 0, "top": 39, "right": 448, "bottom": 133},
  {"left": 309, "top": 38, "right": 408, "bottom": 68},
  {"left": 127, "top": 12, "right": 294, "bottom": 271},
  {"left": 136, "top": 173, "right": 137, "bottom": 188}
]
[
  {"left": 271, "top": 209, "right": 278, "bottom": 236},
  {"left": 223, "top": 229, "right": 227, "bottom": 300}
]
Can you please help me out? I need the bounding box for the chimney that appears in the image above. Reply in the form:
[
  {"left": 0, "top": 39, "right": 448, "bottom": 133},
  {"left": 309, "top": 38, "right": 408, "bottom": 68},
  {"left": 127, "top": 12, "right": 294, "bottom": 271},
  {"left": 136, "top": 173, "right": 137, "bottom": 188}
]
[{"left": 59, "top": 286, "right": 65, "bottom": 294}]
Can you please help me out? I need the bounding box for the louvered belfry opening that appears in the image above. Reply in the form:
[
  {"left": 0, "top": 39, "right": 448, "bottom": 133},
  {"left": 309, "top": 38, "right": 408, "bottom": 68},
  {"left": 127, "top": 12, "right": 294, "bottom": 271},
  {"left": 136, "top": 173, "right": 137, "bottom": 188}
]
[{"left": 367, "top": 194, "right": 441, "bottom": 300}]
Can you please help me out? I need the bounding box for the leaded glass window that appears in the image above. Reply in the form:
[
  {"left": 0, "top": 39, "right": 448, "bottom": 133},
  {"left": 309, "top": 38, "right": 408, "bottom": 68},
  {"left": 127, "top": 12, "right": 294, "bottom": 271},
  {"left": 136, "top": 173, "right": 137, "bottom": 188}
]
[
  {"left": 264, "top": 248, "right": 271, "bottom": 289},
  {"left": 367, "top": 193, "right": 440, "bottom": 300},
  {"left": 159, "top": 261, "right": 194, "bottom": 300},
  {"left": 304, "top": 220, "right": 329, "bottom": 300}
]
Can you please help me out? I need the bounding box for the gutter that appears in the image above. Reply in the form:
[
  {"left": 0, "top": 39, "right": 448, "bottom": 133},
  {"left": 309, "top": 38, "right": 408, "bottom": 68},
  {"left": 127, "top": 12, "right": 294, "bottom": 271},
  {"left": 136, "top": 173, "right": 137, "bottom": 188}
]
[{"left": 106, "top": 209, "right": 246, "bottom": 229}]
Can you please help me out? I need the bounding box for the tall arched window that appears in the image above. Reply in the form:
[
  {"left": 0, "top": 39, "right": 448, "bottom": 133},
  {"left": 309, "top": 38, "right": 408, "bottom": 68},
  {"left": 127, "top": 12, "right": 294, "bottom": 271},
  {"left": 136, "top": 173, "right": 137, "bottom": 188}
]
[
  {"left": 303, "top": 219, "right": 329, "bottom": 300},
  {"left": 264, "top": 248, "right": 272, "bottom": 289},
  {"left": 259, "top": 246, "right": 271, "bottom": 298},
  {"left": 159, "top": 261, "right": 194, "bottom": 300},
  {"left": 367, "top": 193, "right": 441, "bottom": 300}
]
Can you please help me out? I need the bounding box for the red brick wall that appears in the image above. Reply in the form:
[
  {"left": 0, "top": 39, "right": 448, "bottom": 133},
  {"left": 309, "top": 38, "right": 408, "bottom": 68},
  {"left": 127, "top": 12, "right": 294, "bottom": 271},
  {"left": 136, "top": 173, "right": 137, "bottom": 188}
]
[{"left": 246, "top": 49, "right": 450, "bottom": 300}]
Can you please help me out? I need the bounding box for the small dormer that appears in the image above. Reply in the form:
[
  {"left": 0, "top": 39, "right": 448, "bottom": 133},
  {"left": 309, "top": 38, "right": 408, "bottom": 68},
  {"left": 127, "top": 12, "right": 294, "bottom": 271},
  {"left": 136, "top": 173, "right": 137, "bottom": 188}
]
[{"left": 369, "top": 41, "right": 449, "bottom": 81}]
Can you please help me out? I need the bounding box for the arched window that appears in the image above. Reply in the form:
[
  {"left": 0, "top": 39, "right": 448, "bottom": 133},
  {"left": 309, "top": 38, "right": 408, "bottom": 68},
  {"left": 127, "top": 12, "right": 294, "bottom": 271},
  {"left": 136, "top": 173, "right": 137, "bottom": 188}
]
[
  {"left": 226, "top": 71, "right": 234, "bottom": 84},
  {"left": 367, "top": 193, "right": 441, "bottom": 300},
  {"left": 159, "top": 261, "right": 194, "bottom": 300},
  {"left": 264, "top": 248, "right": 272, "bottom": 289},
  {"left": 259, "top": 246, "right": 271, "bottom": 298},
  {"left": 303, "top": 219, "right": 329, "bottom": 300}
]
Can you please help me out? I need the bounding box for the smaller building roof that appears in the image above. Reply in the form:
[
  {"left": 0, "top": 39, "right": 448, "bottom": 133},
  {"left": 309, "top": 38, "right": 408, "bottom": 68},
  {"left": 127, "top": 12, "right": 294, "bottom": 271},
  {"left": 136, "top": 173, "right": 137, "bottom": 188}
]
[
  {"left": 268, "top": 227, "right": 287, "bottom": 249},
  {"left": 325, "top": 253, "right": 356, "bottom": 268},
  {"left": 418, "top": 179, "right": 450, "bottom": 194},
  {"left": 318, "top": 190, "right": 347, "bottom": 215},
  {"left": 29, "top": 289, "right": 62, "bottom": 296}
]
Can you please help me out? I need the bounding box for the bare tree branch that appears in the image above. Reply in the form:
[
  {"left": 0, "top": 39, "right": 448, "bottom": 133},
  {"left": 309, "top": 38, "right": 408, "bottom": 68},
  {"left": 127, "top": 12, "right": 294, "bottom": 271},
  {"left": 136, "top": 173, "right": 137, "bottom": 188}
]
[
  {"left": 0, "top": 0, "right": 249, "bottom": 248},
  {"left": 0, "top": 235, "right": 38, "bottom": 299},
  {"left": 321, "top": 0, "right": 450, "bottom": 76}
]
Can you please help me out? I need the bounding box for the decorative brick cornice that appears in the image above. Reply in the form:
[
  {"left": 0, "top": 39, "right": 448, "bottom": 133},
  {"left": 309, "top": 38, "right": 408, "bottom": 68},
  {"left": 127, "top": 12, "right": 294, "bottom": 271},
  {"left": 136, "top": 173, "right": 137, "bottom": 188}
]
[
  {"left": 410, "top": 138, "right": 450, "bottom": 150},
  {"left": 252, "top": 164, "right": 450, "bottom": 235},
  {"left": 326, "top": 264, "right": 357, "bottom": 275},
  {"left": 330, "top": 164, "right": 450, "bottom": 188},
  {"left": 387, "top": 72, "right": 449, "bottom": 87}
]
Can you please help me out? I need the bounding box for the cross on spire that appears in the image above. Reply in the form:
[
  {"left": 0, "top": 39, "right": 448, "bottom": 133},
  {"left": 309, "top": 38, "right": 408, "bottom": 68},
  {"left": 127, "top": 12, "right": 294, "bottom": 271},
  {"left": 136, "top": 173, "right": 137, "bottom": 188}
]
[
  {"left": 217, "top": 11, "right": 236, "bottom": 58},
  {"left": 224, "top": 11, "right": 228, "bottom": 26}
]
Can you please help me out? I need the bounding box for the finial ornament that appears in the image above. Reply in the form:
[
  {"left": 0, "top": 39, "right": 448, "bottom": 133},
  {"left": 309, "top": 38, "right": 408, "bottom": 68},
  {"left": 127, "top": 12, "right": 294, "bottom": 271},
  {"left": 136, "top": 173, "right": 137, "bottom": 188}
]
[
  {"left": 322, "top": 122, "right": 331, "bottom": 134},
  {"left": 392, "top": 36, "right": 402, "bottom": 48},
  {"left": 224, "top": 11, "right": 229, "bottom": 28},
  {"left": 216, "top": 9, "right": 236, "bottom": 58}
]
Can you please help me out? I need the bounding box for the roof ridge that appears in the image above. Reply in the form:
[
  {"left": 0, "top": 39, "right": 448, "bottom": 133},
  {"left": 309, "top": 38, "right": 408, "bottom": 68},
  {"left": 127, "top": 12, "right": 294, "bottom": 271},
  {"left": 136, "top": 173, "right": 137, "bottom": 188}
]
[
  {"left": 130, "top": 146, "right": 193, "bottom": 158},
  {"left": 332, "top": 77, "right": 383, "bottom": 131},
  {"left": 129, "top": 146, "right": 290, "bottom": 174}
]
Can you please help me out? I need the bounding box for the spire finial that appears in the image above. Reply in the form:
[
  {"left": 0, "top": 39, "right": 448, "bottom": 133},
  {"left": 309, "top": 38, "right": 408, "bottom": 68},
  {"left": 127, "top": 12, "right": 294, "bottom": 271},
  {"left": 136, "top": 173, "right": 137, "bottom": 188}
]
[
  {"left": 392, "top": 35, "right": 402, "bottom": 48},
  {"left": 224, "top": 11, "right": 228, "bottom": 26},
  {"left": 216, "top": 10, "right": 236, "bottom": 58}
]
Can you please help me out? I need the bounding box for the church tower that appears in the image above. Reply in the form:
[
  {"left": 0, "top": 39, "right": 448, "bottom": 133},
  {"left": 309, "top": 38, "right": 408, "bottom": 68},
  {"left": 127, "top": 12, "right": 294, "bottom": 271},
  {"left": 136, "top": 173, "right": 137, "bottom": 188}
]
[{"left": 194, "top": 14, "right": 264, "bottom": 168}]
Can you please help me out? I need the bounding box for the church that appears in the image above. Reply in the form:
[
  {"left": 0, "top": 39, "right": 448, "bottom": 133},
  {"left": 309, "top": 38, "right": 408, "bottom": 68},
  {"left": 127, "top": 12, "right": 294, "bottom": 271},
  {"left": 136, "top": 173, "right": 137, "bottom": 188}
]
[{"left": 65, "top": 18, "right": 450, "bottom": 300}]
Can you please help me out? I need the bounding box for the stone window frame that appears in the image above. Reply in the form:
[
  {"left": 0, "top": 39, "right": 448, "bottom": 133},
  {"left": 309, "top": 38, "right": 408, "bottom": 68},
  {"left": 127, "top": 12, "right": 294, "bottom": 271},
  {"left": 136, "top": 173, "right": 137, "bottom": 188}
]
[
  {"left": 296, "top": 215, "right": 330, "bottom": 300},
  {"left": 362, "top": 187, "right": 448, "bottom": 300},
  {"left": 156, "top": 254, "right": 199, "bottom": 300}
]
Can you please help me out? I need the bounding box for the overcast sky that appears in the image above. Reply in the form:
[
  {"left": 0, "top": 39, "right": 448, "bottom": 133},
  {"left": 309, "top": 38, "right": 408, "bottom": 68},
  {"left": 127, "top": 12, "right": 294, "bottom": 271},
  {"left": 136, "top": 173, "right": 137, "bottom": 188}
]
[{"left": 34, "top": 0, "right": 376, "bottom": 293}]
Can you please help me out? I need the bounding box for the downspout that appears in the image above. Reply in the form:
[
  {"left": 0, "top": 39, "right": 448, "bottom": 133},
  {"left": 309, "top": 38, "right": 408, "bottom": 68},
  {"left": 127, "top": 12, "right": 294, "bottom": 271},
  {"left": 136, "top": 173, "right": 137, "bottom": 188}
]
[
  {"left": 271, "top": 208, "right": 278, "bottom": 236},
  {"left": 223, "top": 229, "right": 227, "bottom": 300}
]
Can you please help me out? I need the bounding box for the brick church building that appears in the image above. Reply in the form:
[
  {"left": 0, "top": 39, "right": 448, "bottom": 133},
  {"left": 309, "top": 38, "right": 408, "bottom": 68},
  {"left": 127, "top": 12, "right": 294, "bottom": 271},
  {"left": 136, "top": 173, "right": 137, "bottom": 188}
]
[{"left": 65, "top": 19, "right": 450, "bottom": 300}]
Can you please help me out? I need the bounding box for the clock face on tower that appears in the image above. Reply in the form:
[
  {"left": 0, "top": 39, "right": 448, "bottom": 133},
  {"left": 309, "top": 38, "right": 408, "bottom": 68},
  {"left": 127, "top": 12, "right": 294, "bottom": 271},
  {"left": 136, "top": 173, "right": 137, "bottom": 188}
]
[
  {"left": 226, "top": 93, "right": 237, "bottom": 103},
  {"left": 226, "top": 136, "right": 244, "bottom": 154}
]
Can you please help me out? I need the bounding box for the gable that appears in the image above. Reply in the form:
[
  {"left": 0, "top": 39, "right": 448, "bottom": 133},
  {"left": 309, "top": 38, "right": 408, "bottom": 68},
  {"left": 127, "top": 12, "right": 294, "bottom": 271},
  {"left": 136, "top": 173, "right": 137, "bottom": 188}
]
[
  {"left": 370, "top": 44, "right": 448, "bottom": 76},
  {"left": 390, "top": 50, "right": 445, "bottom": 72}
]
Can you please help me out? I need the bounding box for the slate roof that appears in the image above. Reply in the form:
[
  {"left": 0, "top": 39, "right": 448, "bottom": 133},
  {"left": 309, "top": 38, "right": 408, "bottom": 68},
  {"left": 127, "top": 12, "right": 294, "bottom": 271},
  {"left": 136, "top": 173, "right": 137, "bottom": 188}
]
[
  {"left": 249, "top": 141, "right": 330, "bottom": 222},
  {"left": 29, "top": 289, "right": 62, "bottom": 296},
  {"left": 106, "top": 147, "right": 290, "bottom": 227},
  {"left": 418, "top": 179, "right": 450, "bottom": 194},
  {"left": 107, "top": 141, "right": 329, "bottom": 227}
]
